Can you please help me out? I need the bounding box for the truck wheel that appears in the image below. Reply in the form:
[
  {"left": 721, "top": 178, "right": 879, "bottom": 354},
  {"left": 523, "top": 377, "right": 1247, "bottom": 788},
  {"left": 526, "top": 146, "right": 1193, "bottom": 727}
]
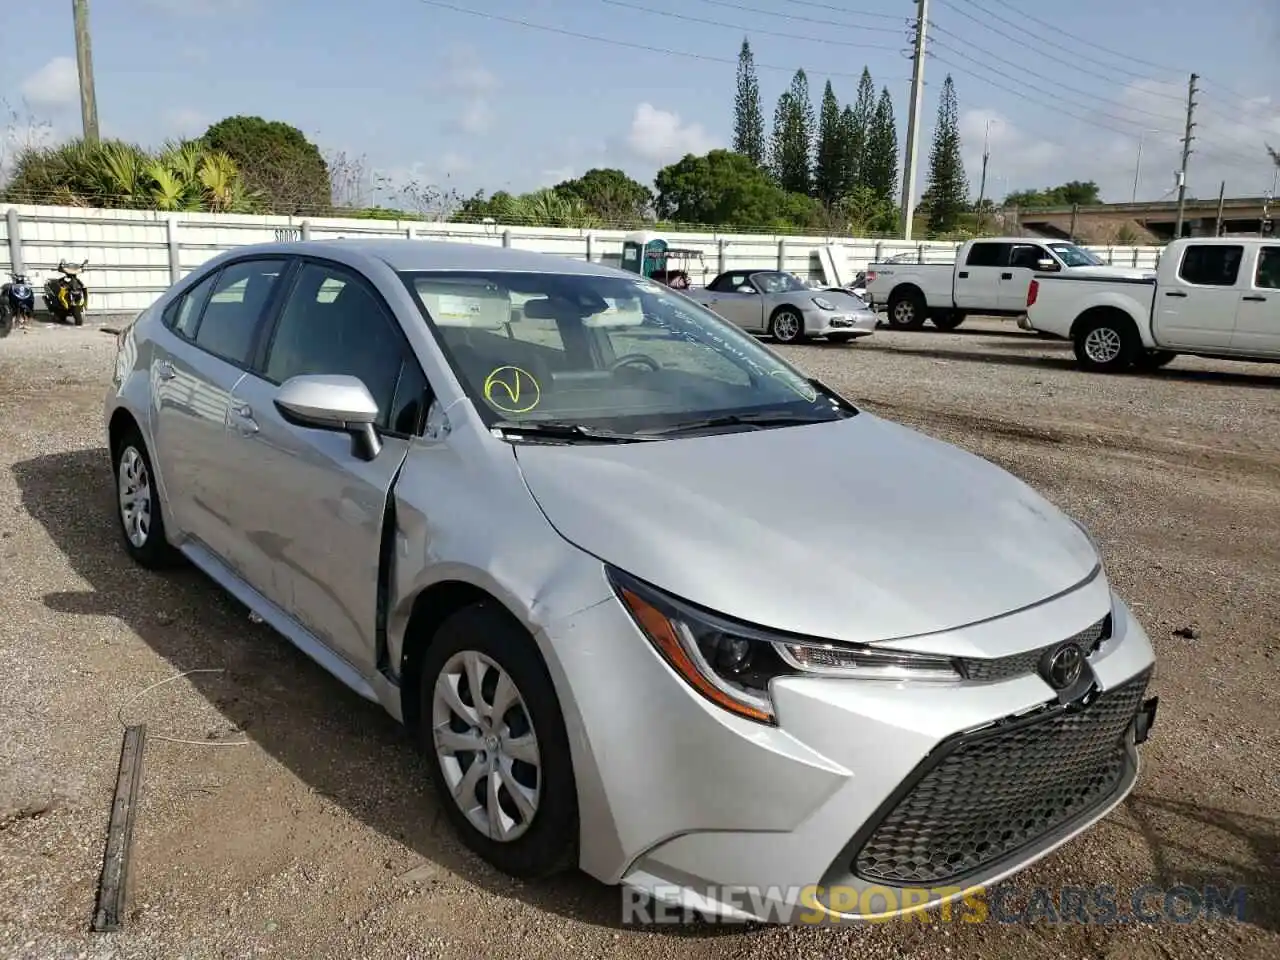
[
  {"left": 1135, "top": 350, "right": 1177, "bottom": 371},
  {"left": 887, "top": 288, "right": 927, "bottom": 329},
  {"left": 1073, "top": 314, "right": 1139, "bottom": 372},
  {"left": 931, "top": 312, "right": 965, "bottom": 331}
]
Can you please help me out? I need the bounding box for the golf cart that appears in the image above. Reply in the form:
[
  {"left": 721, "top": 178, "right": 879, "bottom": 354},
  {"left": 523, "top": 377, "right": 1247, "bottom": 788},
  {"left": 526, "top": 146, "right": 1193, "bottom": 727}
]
[{"left": 619, "top": 231, "right": 706, "bottom": 289}]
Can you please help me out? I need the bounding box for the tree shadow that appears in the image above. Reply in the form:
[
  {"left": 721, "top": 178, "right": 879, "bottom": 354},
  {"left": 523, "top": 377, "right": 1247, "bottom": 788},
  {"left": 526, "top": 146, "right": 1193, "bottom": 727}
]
[
  {"left": 857, "top": 342, "right": 1280, "bottom": 389},
  {"left": 11, "top": 448, "right": 741, "bottom": 938}
]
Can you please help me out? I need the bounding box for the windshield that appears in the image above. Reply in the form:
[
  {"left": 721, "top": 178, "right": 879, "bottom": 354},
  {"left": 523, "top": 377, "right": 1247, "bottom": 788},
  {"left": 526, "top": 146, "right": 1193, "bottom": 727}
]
[
  {"left": 755, "top": 271, "right": 810, "bottom": 294},
  {"left": 1048, "top": 243, "right": 1104, "bottom": 267},
  {"left": 402, "top": 270, "right": 852, "bottom": 433}
]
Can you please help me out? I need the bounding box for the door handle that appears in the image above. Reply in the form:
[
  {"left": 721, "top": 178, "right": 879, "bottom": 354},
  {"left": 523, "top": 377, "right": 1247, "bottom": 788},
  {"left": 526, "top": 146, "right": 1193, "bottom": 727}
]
[
  {"left": 156, "top": 359, "right": 176, "bottom": 380},
  {"left": 1242, "top": 295, "right": 1267, "bottom": 302},
  {"left": 957, "top": 271, "right": 969, "bottom": 278},
  {"left": 1001, "top": 272, "right": 1014, "bottom": 280},
  {"left": 1165, "top": 291, "right": 1187, "bottom": 298}
]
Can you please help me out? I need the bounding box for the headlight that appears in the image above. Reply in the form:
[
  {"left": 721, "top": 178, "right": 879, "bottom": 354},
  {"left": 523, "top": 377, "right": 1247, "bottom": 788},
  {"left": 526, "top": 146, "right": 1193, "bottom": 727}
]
[
  {"left": 811, "top": 296, "right": 837, "bottom": 311},
  {"left": 608, "top": 567, "right": 961, "bottom": 725}
]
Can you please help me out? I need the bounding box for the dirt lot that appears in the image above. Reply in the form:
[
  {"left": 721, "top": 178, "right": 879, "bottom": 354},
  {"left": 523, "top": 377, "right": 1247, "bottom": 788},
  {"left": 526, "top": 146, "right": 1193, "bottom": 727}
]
[{"left": 1, "top": 317, "right": 1277, "bottom": 960}]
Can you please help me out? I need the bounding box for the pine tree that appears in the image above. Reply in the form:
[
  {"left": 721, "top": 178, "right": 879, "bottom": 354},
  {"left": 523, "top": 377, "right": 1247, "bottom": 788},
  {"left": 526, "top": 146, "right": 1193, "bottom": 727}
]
[
  {"left": 925, "top": 74, "right": 968, "bottom": 236},
  {"left": 863, "top": 87, "right": 899, "bottom": 210},
  {"left": 732, "top": 38, "right": 765, "bottom": 166},
  {"left": 837, "top": 104, "right": 858, "bottom": 198},
  {"left": 770, "top": 69, "right": 815, "bottom": 195},
  {"left": 848, "top": 68, "right": 876, "bottom": 193},
  {"left": 814, "top": 81, "right": 843, "bottom": 206}
]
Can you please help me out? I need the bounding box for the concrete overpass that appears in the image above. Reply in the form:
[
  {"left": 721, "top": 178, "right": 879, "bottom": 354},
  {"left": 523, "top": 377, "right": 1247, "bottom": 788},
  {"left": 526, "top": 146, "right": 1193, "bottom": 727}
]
[{"left": 1015, "top": 196, "right": 1274, "bottom": 241}]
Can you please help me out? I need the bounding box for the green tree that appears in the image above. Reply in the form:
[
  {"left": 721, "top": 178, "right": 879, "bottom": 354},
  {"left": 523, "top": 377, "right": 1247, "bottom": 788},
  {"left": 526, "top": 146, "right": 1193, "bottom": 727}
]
[
  {"left": 653, "top": 149, "right": 820, "bottom": 231},
  {"left": 814, "top": 80, "right": 843, "bottom": 207},
  {"left": 863, "top": 87, "right": 899, "bottom": 209},
  {"left": 925, "top": 74, "right": 968, "bottom": 235},
  {"left": 770, "top": 69, "right": 814, "bottom": 196},
  {"left": 553, "top": 167, "right": 653, "bottom": 224},
  {"left": 453, "top": 187, "right": 600, "bottom": 228},
  {"left": 200, "top": 115, "right": 329, "bottom": 215},
  {"left": 1005, "top": 180, "right": 1102, "bottom": 208},
  {"left": 732, "top": 38, "right": 766, "bottom": 167},
  {"left": 845, "top": 67, "right": 876, "bottom": 195}
]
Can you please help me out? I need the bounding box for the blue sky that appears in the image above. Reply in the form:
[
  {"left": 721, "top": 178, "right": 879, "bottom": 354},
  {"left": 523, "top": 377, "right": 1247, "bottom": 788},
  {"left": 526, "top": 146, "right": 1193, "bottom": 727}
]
[{"left": 3, "top": 0, "right": 1278, "bottom": 209}]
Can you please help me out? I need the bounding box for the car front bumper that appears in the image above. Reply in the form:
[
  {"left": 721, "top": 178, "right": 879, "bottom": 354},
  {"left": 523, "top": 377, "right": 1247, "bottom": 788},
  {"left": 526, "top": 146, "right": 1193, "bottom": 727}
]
[
  {"left": 805, "top": 310, "right": 878, "bottom": 338},
  {"left": 545, "top": 572, "right": 1157, "bottom": 925}
]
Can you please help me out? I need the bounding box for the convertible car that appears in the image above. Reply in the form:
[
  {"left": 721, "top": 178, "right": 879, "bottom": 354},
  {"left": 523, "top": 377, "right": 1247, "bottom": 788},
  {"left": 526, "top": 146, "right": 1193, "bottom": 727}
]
[{"left": 690, "top": 269, "right": 877, "bottom": 345}]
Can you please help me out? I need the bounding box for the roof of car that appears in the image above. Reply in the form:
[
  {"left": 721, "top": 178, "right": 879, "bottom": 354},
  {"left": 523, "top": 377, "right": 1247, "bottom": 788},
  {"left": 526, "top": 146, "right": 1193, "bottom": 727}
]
[{"left": 225, "top": 238, "right": 625, "bottom": 276}]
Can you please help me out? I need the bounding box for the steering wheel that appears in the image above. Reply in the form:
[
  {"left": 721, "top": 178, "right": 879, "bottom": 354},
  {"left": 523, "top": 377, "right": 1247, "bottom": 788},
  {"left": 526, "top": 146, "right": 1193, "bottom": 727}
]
[{"left": 610, "top": 353, "right": 661, "bottom": 374}]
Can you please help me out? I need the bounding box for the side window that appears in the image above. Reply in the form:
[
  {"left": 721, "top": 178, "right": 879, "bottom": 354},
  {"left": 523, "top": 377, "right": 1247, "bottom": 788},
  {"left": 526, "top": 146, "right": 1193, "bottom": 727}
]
[
  {"left": 1178, "top": 245, "right": 1244, "bottom": 286},
  {"left": 1254, "top": 247, "right": 1280, "bottom": 290},
  {"left": 389, "top": 360, "right": 430, "bottom": 435},
  {"left": 193, "top": 259, "right": 285, "bottom": 365},
  {"left": 707, "top": 274, "right": 733, "bottom": 292},
  {"left": 165, "top": 272, "right": 218, "bottom": 340},
  {"left": 1008, "top": 245, "right": 1045, "bottom": 269},
  {"left": 263, "top": 262, "right": 412, "bottom": 430},
  {"left": 966, "top": 243, "right": 1008, "bottom": 267}
]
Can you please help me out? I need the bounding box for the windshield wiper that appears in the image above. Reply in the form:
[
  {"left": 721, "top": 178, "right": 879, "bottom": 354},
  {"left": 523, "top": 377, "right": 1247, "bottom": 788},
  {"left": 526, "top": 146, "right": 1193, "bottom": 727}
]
[
  {"left": 643, "top": 410, "right": 840, "bottom": 436},
  {"left": 491, "top": 420, "right": 660, "bottom": 443}
]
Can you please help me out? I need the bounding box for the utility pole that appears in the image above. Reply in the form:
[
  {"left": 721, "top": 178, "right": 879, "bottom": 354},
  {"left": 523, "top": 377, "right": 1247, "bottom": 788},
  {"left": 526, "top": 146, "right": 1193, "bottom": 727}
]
[
  {"left": 975, "top": 119, "right": 991, "bottom": 232},
  {"left": 72, "top": 0, "right": 100, "bottom": 144},
  {"left": 1174, "top": 72, "right": 1198, "bottom": 239},
  {"left": 1263, "top": 168, "right": 1276, "bottom": 236},
  {"left": 1131, "top": 131, "right": 1144, "bottom": 203},
  {"left": 899, "top": 0, "right": 929, "bottom": 240},
  {"left": 1214, "top": 180, "right": 1225, "bottom": 236}
]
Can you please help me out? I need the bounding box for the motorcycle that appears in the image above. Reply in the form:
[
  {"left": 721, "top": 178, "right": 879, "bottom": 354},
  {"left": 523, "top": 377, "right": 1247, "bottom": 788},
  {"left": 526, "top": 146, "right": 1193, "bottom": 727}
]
[
  {"left": 43, "top": 259, "right": 89, "bottom": 325},
  {"left": 1, "top": 271, "right": 36, "bottom": 337}
]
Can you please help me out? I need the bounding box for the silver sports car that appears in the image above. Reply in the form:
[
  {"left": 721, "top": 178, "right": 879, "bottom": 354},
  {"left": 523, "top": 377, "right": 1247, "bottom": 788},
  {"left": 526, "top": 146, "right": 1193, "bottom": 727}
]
[{"left": 692, "top": 269, "right": 877, "bottom": 344}]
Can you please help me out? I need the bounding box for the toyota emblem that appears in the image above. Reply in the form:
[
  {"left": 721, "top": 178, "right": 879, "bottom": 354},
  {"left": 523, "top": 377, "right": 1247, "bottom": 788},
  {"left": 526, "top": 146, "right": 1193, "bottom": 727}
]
[{"left": 1043, "top": 642, "right": 1085, "bottom": 690}]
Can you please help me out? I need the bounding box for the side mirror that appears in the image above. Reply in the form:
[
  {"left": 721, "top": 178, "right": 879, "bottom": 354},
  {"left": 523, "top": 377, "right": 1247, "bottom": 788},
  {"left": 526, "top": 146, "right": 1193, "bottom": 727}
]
[
  {"left": 1036, "top": 258, "right": 1058, "bottom": 272},
  {"left": 274, "top": 373, "right": 383, "bottom": 460},
  {"left": 735, "top": 285, "right": 756, "bottom": 294}
]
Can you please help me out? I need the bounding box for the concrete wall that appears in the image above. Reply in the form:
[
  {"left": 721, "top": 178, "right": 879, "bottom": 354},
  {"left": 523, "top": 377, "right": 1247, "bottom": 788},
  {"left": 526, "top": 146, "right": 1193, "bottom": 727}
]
[{"left": 1, "top": 203, "right": 1166, "bottom": 314}]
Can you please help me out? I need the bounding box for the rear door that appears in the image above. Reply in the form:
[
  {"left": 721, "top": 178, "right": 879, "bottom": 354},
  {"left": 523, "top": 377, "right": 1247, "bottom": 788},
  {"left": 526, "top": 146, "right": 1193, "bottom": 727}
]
[
  {"left": 1153, "top": 244, "right": 1244, "bottom": 350},
  {"left": 1232, "top": 244, "right": 1280, "bottom": 355},
  {"left": 1001, "top": 243, "right": 1051, "bottom": 312},
  {"left": 148, "top": 257, "right": 290, "bottom": 567},
  {"left": 221, "top": 258, "right": 431, "bottom": 674},
  {"left": 954, "top": 241, "right": 1009, "bottom": 311}
]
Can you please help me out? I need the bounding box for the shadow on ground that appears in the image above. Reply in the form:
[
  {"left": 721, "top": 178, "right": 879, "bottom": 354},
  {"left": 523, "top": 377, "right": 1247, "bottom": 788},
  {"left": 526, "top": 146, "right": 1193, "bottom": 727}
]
[{"left": 12, "top": 448, "right": 744, "bottom": 938}]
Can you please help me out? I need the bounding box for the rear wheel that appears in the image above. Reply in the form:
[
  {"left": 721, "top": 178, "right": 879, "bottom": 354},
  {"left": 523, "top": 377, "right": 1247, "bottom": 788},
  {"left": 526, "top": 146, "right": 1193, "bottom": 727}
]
[
  {"left": 112, "top": 426, "right": 181, "bottom": 568},
  {"left": 887, "top": 288, "right": 927, "bottom": 329},
  {"left": 1073, "top": 314, "right": 1140, "bottom": 373}
]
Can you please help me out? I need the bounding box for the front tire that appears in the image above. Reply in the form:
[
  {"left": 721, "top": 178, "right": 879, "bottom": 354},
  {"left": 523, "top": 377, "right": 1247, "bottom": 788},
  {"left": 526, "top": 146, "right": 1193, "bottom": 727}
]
[
  {"left": 113, "top": 427, "right": 180, "bottom": 568},
  {"left": 70, "top": 305, "right": 84, "bottom": 326},
  {"left": 887, "top": 288, "right": 927, "bottom": 329},
  {"left": 769, "top": 308, "right": 804, "bottom": 344},
  {"left": 1073, "top": 314, "right": 1140, "bottom": 373},
  {"left": 419, "top": 603, "right": 578, "bottom": 880}
]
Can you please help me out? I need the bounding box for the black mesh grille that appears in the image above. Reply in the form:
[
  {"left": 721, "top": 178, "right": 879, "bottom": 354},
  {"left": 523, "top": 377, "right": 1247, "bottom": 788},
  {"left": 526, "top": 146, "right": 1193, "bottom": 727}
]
[
  {"left": 852, "top": 673, "right": 1148, "bottom": 887},
  {"left": 956, "top": 616, "right": 1109, "bottom": 683}
]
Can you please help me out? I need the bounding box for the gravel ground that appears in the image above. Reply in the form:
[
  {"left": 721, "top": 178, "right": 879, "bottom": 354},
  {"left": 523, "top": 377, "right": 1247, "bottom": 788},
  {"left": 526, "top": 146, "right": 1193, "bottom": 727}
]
[{"left": 1, "top": 316, "right": 1277, "bottom": 960}]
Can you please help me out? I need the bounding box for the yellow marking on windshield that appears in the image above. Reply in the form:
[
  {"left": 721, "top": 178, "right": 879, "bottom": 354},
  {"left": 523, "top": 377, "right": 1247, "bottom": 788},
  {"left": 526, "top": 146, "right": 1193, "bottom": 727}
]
[{"left": 484, "top": 365, "right": 542, "bottom": 414}]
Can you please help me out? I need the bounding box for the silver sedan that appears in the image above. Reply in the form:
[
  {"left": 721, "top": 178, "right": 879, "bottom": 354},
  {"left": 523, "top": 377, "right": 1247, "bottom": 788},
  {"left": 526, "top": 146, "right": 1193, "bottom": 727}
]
[{"left": 692, "top": 269, "right": 878, "bottom": 344}]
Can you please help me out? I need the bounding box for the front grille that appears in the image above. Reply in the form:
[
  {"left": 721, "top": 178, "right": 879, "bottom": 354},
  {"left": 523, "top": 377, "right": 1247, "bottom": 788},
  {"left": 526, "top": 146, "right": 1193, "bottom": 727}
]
[
  {"left": 852, "top": 673, "right": 1148, "bottom": 886},
  {"left": 955, "top": 615, "right": 1109, "bottom": 683}
]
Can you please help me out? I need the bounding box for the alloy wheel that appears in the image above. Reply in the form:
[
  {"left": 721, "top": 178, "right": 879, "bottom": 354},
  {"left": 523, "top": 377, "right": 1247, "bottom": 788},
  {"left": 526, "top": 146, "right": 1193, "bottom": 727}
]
[{"left": 117, "top": 446, "right": 152, "bottom": 549}]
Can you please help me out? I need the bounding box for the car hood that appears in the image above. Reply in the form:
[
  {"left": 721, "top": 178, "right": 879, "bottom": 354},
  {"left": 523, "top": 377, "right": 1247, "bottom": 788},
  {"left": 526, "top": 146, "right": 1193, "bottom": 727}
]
[{"left": 512, "top": 413, "right": 1099, "bottom": 644}]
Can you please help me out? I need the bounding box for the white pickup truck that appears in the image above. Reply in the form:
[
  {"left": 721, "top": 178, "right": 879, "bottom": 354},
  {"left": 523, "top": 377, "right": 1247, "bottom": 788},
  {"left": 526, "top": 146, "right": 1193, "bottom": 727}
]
[
  {"left": 865, "top": 237, "right": 1134, "bottom": 331},
  {"left": 1024, "top": 237, "right": 1280, "bottom": 372}
]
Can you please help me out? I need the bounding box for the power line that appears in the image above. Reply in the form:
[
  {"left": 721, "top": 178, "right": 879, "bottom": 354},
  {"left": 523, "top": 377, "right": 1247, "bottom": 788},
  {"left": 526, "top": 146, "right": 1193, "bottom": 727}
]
[
  {"left": 599, "top": 0, "right": 902, "bottom": 49},
  {"left": 696, "top": 0, "right": 907, "bottom": 27},
  {"left": 926, "top": 24, "right": 1186, "bottom": 129},
  {"left": 410, "top": 0, "right": 893, "bottom": 81}
]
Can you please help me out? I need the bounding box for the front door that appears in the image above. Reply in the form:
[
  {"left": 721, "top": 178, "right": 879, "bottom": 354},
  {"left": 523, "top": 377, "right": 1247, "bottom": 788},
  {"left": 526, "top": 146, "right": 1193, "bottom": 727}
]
[
  {"left": 698, "top": 272, "right": 764, "bottom": 331},
  {"left": 221, "top": 259, "right": 432, "bottom": 674},
  {"left": 954, "top": 241, "right": 1009, "bottom": 310},
  {"left": 149, "top": 257, "right": 288, "bottom": 569},
  {"left": 1152, "top": 243, "right": 1245, "bottom": 350},
  {"left": 1232, "top": 244, "right": 1280, "bottom": 356}
]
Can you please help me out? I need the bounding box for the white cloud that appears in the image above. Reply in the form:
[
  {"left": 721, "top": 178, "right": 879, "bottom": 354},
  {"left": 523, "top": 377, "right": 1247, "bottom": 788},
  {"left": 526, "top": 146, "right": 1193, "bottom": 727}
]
[
  {"left": 162, "top": 107, "right": 207, "bottom": 137},
  {"left": 433, "top": 46, "right": 499, "bottom": 138},
  {"left": 20, "top": 57, "right": 80, "bottom": 112},
  {"left": 957, "top": 108, "right": 1061, "bottom": 202},
  {"left": 452, "top": 100, "right": 493, "bottom": 136},
  {"left": 540, "top": 166, "right": 576, "bottom": 186},
  {"left": 624, "top": 103, "right": 718, "bottom": 165}
]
